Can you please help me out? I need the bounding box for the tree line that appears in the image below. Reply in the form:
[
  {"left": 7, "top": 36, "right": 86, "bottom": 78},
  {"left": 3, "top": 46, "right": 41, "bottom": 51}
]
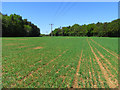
[
  {"left": 1, "top": 13, "right": 40, "bottom": 37},
  {"left": 51, "top": 19, "right": 120, "bottom": 37}
]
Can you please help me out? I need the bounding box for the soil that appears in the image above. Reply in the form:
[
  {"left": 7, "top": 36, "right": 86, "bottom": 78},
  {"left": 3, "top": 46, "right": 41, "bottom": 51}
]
[
  {"left": 90, "top": 39, "right": 118, "bottom": 58},
  {"left": 87, "top": 39, "right": 116, "bottom": 88},
  {"left": 73, "top": 50, "right": 83, "bottom": 88},
  {"left": 33, "top": 47, "right": 43, "bottom": 49}
]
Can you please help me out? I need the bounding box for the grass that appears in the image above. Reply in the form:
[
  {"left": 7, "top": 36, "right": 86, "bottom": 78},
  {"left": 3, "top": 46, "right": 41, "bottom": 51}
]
[{"left": 2, "top": 37, "right": 118, "bottom": 88}]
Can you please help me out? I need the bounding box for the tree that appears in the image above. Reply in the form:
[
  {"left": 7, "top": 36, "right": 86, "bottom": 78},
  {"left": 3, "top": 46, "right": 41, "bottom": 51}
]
[
  {"left": 2, "top": 13, "right": 40, "bottom": 37},
  {"left": 51, "top": 19, "right": 120, "bottom": 37}
]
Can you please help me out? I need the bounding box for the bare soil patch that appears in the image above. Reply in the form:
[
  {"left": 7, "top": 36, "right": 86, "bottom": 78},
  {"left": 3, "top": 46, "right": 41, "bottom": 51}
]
[
  {"left": 5, "top": 43, "right": 25, "bottom": 46},
  {"left": 59, "top": 55, "right": 62, "bottom": 56},
  {"left": 5, "top": 43, "right": 17, "bottom": 46},
  {"left": 33, "top": 47, "right": 43, "bottom": 49},
  {"left": 65, "top": 65, "right": 69, "bottom": 68},
  {"left": 56, "top": 69, "right": 60, "bottom": 74}
]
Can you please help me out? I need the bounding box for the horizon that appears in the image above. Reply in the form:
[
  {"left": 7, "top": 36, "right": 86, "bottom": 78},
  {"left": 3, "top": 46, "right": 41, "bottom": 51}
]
[
  {"left": 1, "top": 13, "right": 118, "bottom": 35},
  {"left": 2, "top": 2, "right": 118, "bottom": 34}
]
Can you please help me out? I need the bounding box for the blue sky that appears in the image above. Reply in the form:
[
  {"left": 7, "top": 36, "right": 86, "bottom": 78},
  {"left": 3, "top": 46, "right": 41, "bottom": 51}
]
[{"left": 2, "top": 2, "right": 118, "bottom": 34}]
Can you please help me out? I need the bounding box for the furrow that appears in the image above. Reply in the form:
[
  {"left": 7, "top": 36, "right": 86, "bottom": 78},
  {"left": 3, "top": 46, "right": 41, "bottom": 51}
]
[
  {"left": 93, "top": 46, "right": 118, "bottom": 73},
  {"left": 87, "top": 39, "right": 117, "bottom": 88},
  {"left": 10, "top": 49, "right": 68, "bottom": 88},
  {"left": 73, "top": 50, "right": 83, "bottom": 88},
  {"left": 90, "top": 39, "right": 118, "bottom": 58}
]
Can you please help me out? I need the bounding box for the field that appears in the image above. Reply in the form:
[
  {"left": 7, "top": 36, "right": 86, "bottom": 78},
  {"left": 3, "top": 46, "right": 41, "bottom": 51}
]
[{"left": 2, "top": 37, "right": 118, "bottom": 88}]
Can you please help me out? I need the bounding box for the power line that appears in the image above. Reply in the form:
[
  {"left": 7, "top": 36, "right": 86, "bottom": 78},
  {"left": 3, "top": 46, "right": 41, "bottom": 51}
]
[
  {"left": 52, "top": 2, "right": 76, "bottom": 24},
  {"left": 52, "top": 2, "right": 68, "bottom": 23},
  {"left": 60, "top": 2, "right": 77, "bottom": 16},
  {"left": 54, "top": 2, "right": 64, "bottom": 17}
]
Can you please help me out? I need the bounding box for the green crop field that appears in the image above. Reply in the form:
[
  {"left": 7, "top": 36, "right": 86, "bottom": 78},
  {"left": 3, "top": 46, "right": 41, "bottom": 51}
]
[{"left": 2, "top": 37, "right": 118, "bottom": 88}]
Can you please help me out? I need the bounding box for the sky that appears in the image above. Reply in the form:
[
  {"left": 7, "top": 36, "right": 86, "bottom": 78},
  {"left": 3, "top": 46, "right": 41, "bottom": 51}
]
[
  {"left": 1, "top": 0, "right": 119, "bottom": 2},
  {"left": 2, "top": 2, "right": 118, "bottom": 34}
]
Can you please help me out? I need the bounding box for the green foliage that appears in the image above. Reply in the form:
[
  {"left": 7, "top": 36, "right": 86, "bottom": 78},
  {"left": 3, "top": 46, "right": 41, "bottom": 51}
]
[
  {"left": 24, "top": 25, "right": 32, "bottom": 36},
  {"left": 51, "top": 19, "right": 120, "bottom": 37},
  {"left": 40, "top": 34, "right": 47, "bottom": 37},
  {"left": 2, "top": 13, "right": 40, "bottom": 37}
]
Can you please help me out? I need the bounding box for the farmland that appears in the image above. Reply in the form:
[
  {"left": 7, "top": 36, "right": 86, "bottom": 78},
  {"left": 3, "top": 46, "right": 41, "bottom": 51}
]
[{"left": 2, "top": 37, "right": 118, "bottom": 88}]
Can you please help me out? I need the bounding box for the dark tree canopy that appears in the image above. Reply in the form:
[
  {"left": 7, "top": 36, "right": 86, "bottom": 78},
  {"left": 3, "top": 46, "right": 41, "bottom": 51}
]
[
  {"left": 1, "top": 13, "right": 119, "bottom": 37},
  {"left": 51, "top": 19, "right": 120, "bottom": 37},
  {"left": 1, "top": 13, "right": 40, "bottom": 37}
]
